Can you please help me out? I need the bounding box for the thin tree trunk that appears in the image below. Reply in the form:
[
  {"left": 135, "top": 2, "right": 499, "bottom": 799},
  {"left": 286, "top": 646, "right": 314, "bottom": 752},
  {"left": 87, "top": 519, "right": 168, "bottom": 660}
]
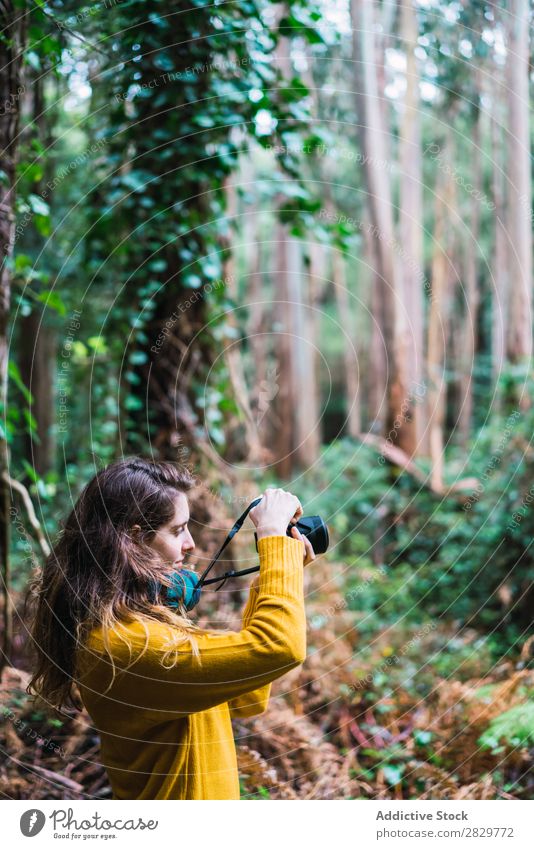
[
  {"left": 457, "top": 100, "right": 482, "bottom": 444},
  {"left": 399, "top": 0, "right": 425, "bottom": 453},
  {"left": 246, "top": 225, "right": 270, "bottom": 436},
  {"left": 222, "top": 178, "right": 264, "bottom": 465},
  {"left": 272, "top": 223, "right": 295, "bottom": 478},
  {"left": 491, "top": 86, "right": 508, "bottom": 392},
  {"left": 364, "top": 220, "right": 386, "bottom": 430},
  {"left": 0, "top": 0, "right": 28, "bottom": 671},
  {"left": 18, "top": 69, "right": 56, "bottom": 475},
  {"left": 427, "top": 134, "right": 456, "bottom": 493},
  {"left": 302, "top": 241, "right": 323, "bottom": 455},
  {"left": 19, "top": 313, "right": 57, "bottom": 475},
  {"left": 351, "top": 0, "right": 413, "bottom": 454},
  {"left": 239, "top": 156, "right": 273, "bottom": 458},
  {"left": 331, "top": 246, "right": 361, "bottom": 437},
  {"left": 505, "top": 0, "right": 532, "bottom": 368},
  {"left": 271, "top": 2, "right": 321, "bottom": 474},
  {"left": 290, "top": 239, "right": 320, "bottom": 469},
  {"left": 299, "top": 53, "right": 325, "bottom": 457},
  {"left": 273, "top": 233, "right": 320, "bottom": 473}
]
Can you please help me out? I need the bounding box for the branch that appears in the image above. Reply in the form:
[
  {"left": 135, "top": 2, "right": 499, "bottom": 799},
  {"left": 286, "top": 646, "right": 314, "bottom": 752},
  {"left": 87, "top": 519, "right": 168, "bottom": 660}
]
[
  {"left": 358, "top": 434, "right": 479, "bottom": 499},
  {"left": 19, "top": 760, "right": 84, "bottom": 794},
  {"left": 3, "top": 472, "right": 50, "bottom": 558}
]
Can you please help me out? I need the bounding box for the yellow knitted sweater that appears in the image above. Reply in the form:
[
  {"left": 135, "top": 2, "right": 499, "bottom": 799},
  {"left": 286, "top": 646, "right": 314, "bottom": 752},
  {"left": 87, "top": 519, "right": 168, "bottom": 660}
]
[{"left": 75, "top": 535, "right": 306, "bottom": 800}]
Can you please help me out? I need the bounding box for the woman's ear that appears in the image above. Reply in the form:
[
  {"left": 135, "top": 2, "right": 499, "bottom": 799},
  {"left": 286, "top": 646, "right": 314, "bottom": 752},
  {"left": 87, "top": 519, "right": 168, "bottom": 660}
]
[{"left": 130, "top": 523, "right": 142, "bottom": 541}]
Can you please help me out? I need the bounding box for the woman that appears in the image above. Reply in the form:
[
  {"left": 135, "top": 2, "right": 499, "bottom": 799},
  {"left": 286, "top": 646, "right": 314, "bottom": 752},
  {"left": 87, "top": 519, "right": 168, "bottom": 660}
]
[{"left": 27, "top": 457, "right": 313, "bottom": 800}]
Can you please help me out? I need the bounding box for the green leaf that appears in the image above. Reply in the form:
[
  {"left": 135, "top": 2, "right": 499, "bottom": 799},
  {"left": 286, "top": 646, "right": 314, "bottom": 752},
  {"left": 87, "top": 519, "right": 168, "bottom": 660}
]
[
  {"left": 479, "top": 702, "right": 534, "bottom": 751},
  {"left": 37, "top": 291, "right": 66, "bottom": 316},
  {"left": 413, "top": 729, "right": 433, "bottom": 746},
  {"left": 87, "top": 336, "right": 108, "bottom": 354},
  {"left": 148, "top": 259, "right": 167, "bottom": 273},
  {"left": 72, "top": 341, "right": 88, "bottom": 359},
  {"left": 128, "top": 350, "right": 148, "bottom": 365},
  {"left": 14, "top": 254, "right": 33, "bottom": 273},
  {"left": 28, "top": 193, "right": 49, "bottom": 217},
  {"left": 21, "top": 459, "right": 39, "bottom": 483},
  {"left": 382, "top": 764, "right": 405, "bottom": 786},
  {"left": 25, "top": 51, "right": 41, "bottom": 71},
  {"left": 121, "top": 172, "right": 147, "bottom": 193},
  {"left": 124, "top": 395, "right": 144, "bottom": 411},
  {"left": 23, "top": 408, "right": 39, "bottom": 434},
  {"left": 8, "top": 360, "right": 33, "bottom": 404},
  {"left": 183, "top": 273, "right": 203, "bottom": 289}
]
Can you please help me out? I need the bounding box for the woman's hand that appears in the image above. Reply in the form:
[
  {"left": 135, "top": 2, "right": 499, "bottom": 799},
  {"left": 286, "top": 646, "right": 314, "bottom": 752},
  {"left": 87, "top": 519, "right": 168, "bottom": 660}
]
[
  {"left": 290, "top": 525, "right": 316, "bottom": 566},
  {"left": 249, "top": 487, "right": 303, "bottom": 541}
]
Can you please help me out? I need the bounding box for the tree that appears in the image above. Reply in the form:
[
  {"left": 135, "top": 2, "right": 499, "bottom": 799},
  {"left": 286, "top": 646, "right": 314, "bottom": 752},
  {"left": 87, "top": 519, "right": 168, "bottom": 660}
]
[
  {"left": 504, "top": 0, "right": 532, "bottom": 369},
  {"left": 79, "top": 0, "right": 323, "bottom": 470},
  {"left": 398, "top": 0, "right": 425, "bottom": 453},
  {"left": 351, "top": 0, "right": 417, "bottom": 457},
  {"left": 427, "top": 132, "right": 456, "bottom": 492},
  {"left": 0, "top": 0, "right": 29, "bottom": 670},
  {"left": 331, "top": 244, "right": 360, "bottom": 437}
]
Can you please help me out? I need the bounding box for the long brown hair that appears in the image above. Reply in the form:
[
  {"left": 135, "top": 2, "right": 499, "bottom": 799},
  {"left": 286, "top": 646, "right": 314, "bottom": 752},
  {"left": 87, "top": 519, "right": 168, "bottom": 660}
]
[{"left": 26, "top": 457, "right": 209, "bottom": 713}]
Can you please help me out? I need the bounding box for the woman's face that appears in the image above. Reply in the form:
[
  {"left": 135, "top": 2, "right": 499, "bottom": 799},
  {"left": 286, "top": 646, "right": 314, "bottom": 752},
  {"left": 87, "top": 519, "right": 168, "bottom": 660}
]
[{"left": 146, "top": 492, "right": 196, "bottom": 568}]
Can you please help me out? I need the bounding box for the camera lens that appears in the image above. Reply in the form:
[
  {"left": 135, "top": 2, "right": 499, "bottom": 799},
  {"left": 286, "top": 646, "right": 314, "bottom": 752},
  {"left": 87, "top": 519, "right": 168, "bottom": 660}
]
[{"left": 286, "top": 516, "right": 329, "bottom": 555}]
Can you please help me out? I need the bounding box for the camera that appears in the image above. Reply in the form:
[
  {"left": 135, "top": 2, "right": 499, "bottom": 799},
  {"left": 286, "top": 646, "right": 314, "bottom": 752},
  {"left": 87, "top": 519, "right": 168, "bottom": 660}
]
[{"left": 254, "top": 514, "right": 329, "bottom": 554}]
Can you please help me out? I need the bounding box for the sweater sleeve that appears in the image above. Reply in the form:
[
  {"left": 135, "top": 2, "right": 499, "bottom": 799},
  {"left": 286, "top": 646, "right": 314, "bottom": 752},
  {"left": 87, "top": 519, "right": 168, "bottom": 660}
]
[
  {"left": 81, "top": 536, "right": 306, "bottom": 722},
  {"left": 228, "top": 575, "right": 272, "bottom": 718}
]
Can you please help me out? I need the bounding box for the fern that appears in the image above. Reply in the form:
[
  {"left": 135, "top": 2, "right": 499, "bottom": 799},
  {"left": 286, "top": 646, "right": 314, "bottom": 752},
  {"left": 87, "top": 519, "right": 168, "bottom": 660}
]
[{"left": 479, "top": 702, "right": 534, "bottom": 751}]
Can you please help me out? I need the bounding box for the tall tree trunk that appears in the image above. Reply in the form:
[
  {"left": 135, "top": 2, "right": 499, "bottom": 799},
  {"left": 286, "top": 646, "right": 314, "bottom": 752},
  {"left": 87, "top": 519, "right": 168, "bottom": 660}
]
[
  {"left": 331, "top": 246, "right": 361, "bottom": 437},
  {"left": 272, "top": 230, "right": 320, "bottom": 475},
  {"left": 222, "top": 179, "right": 264, "bottom": 465},
  {"left": 299, "top": 54, "right": 325, "bottom": 457},
  {"left": 239, "top": 163, "right": 273, "bottom": 460},
  {"left": 351, "top": 0, "right": 413, "bottom": 455},
  {"left": 19, "top": 70, "right": 56, "bottom": 476},
  {"left": 293, "top": 242, "right": 321, "bottom": 468},
  {"left": 271, "top": 3, "right": 293, "bottom": 478},
  {"left": 505, "top": 0, "right": 532, "bottom": 369},
  {"left": 245, "top": 213, "right": 271, "bottom": 444},
  {"left": 19, "top": 313, "right": 57, "bottom": 475},
  {"left": 427, "top": 134, "right": 456, "bottom": 492},
  {"left": 0, "top": 0, "right": 28, "bottom": 671},
  {"left": 270, "top": 3, "right": 320, "bottom": 475},
  {"left": 399, "top": 0, "right": 425, "bottom": 453},
  {"left": 457, "top": 99, "right": 482, "bottom": 444},
  {"left": 272, "top": 223, "right": 295, "bottom": 478},
  {"left": 302, "top": 241, "right": 323, "bottom": 456},
  {"left": 364, "top": 221, "right": 386, "bottom": 429},
  {"left": 491, "top": 87, "right": 508, "bottom": 392}
]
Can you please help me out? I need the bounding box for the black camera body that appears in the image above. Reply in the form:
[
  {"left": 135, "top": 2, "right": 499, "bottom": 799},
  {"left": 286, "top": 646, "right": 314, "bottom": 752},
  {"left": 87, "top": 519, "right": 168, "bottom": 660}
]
[{"left": 254, "top": 514, "right": 329, "bottom": 554}]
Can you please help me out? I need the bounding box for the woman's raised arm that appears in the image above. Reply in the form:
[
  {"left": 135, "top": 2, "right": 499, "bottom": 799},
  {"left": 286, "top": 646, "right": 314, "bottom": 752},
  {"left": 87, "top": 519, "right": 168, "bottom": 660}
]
[{"left": 77, "top": 535, "right": 306, "bottom": 723}]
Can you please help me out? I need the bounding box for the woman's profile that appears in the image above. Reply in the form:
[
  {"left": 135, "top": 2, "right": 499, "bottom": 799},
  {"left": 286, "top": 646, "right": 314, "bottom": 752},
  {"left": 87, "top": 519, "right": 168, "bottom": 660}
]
[{"left": 26, "top": 457, "right": 313, "bottom": 800}]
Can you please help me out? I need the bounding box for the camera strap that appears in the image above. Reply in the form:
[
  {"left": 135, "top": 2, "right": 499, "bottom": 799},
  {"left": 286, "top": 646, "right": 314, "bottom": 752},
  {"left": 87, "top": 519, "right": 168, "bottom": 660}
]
[{"left": 194, "top": 496, "right": 263, "bottom": 593}]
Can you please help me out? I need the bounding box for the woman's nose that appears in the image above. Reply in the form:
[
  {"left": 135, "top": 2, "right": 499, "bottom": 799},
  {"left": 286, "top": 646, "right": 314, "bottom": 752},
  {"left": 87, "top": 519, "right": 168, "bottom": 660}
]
[{"left": 183, "top": 530, "right": 195, "bottom": 551}]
